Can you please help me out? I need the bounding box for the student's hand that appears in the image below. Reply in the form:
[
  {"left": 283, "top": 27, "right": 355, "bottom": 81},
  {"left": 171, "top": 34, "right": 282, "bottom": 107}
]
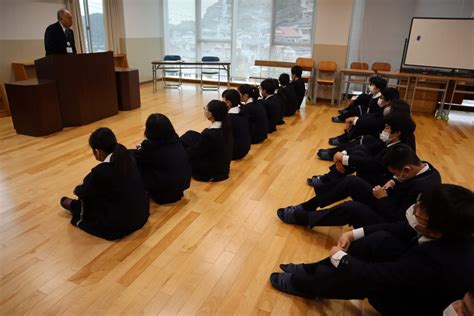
[
  {"left": 337, "top": 231, "right": 355, "bottom": 252},
  {"left": 345, "top": 117, "right": 356, "bottom": 124},
  {"left": 345, "top": 122, "right": 353, "bottom": 131},
  {"left": 372, "top": 185, "right": 388, "bottom": 199},
  {"left": 335, "top": 161, "right": 346, "bottom": 173},
  {"left": 330, "top": 245, "right": 345, "bottom": 256},
  {"left": 351, "top": 95, "right": 358, "bottom": 101},
  {"left": 333, "top": 152, "right": 344, "bottom": 163},
  {"left": 382, "top": 179, "right": 396, "bottom": 190},
  {"left": 136, "top": 144, "right": 142, "bottom": 150}
]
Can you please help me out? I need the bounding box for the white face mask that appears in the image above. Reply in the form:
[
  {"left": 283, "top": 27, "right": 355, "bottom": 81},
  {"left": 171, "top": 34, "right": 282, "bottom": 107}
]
[
  {"left": 379, "top": 130, "right": 391, "bottom": 143},
  {"left": 377, "top": 98, "right": 384, "bottom": 107},
  {"left": 442, "top": 303, "right": 458, "bottom": 316},
  {"left": 405, "top": 204, "right": 419, "bottom": 230},
  {"left": 383, "top": 106, "right": 391, "bottom": 116},
  {"left": 393, "top": 169, "right": 408, "bottom": 182}
]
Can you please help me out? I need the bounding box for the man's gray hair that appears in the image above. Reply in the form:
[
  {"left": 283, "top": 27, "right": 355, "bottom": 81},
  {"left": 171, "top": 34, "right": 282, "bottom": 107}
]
[{"left": 57, "top": 9, "right": 67, "bottom": 20}]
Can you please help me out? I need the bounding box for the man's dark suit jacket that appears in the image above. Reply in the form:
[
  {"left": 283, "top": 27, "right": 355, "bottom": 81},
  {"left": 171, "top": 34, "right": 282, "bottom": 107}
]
[{"left": 44, "top": 21, "right": 77, "bottom": 56}]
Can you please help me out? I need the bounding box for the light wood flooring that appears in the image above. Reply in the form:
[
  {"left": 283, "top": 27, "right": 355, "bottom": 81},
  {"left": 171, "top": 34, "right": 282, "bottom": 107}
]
[{"left": 1, "top": 83, "right": 473, "bottom": 315}]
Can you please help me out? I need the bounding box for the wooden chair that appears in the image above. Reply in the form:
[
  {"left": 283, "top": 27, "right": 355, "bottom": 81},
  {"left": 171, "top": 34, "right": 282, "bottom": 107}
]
[
  {"left": 315, "top": 61, "right": 337, "bottom": 105},
  {"left": 296, "top": 57, "right": 313, "bottom": 80},
  {"left": 371, "top": 62, "right": 391, "bottom": 73},
  {"left": 350, "top": 62, "right": 369, "bottom": 70},
  {"left": 346, "top": 61, "right": 370, "bottom": 96},
  {"left": 296, "top": 57, "right": 314, "bottom": 99}
]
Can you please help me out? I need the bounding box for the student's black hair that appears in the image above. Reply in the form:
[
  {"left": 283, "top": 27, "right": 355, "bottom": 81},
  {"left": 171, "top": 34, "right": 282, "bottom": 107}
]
[
  {"left": 369, "top": 76, "right": 387, "bottom": 90},
  {"left": 279, "top": 73, "right": 290, "bottom": 86},
  {"left": 206, "top": 100, "right": 231, "bottom": 139},
  {"left": 388, "top": 99, "right": 411, "bottom": 116},
  {"left": 291, "top": 65, "right": 303, "bottom": 78},
  {"left": 260, "top": 78, "right": 277, "bottom": 95},
  {"left": 384, "top": 112, "right": 416, "bottom": 142},
  {"left": 207, "top": 100, "right": 228, "bottom": 121},
  {"left": 383, "top": 144, "right": 421, "bottom": 170},
  {"left": 238, "top": 84, "right": 260, "bottom": 101},
  {"left": 144, "top": 113, "right": 177, "bottom": 141},
  {"left": 420, "top": 184, "right": 474, "bottom": 240},
  {"left": 272, "top": 78, "right": 280, "bottom": 89},
  {"left": 222, "top": 89, "right": 241, "bottom": 108},
  {"left": 380, "top": 87, "right": 400, "bottom": 102},
  {"left": 89, "top": 127, "right": 131, "bottom": 176}
]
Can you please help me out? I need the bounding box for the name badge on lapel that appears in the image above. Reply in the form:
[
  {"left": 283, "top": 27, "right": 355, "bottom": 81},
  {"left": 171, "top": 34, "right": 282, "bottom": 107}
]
[{"left": 66, "top": 41, "right": 72, "bottom": 53}]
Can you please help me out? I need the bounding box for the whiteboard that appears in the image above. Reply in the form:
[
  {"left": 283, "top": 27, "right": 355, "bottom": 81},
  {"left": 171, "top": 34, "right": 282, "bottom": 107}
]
[{"left": 404, "top": 18, "right": 474, "bottom": 70}]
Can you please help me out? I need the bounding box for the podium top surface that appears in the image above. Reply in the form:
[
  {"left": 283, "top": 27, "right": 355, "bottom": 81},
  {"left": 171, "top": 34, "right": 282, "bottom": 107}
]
[{"left": 6, "top": 79, "right": 55, "bottom": 86}]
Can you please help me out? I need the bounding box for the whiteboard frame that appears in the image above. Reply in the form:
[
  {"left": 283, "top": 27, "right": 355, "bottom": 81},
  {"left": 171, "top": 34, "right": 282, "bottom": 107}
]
[{"left": 403, "top": 17, "right": 474, "bottom": 71}]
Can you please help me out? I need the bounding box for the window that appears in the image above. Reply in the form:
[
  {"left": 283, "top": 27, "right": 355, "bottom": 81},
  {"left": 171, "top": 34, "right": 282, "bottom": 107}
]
[
  {"left": 164, "top": 0, "right": 315, "bottom": 81},
  {"left": 272, "top": 0, "right": 313, "bottom": 64},
  {"left": 234, "top": 0, "right": 272, "bottom": 80},
  {"left": 79, "top": 0, "right": 106, "bottom": 53}
]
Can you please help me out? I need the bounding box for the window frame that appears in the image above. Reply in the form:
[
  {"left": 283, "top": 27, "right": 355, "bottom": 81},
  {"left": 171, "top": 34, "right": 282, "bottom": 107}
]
[{"left": 163, "top": 0, "right": 316, "bottom": 80}]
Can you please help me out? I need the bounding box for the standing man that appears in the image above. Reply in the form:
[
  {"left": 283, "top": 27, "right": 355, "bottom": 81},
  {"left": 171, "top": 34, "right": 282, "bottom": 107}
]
[{"left": 44, "top": 9, "right": 77, "bottom": 56}]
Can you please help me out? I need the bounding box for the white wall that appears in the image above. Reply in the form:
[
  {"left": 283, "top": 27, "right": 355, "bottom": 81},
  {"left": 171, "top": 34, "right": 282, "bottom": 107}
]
[
  {"left": 123, "top": 0, "right": 163, "bottom": 38},
  {"left": 313, "top": 0, "right": 354, "bottom": 46},
  {"left": 0, "top": 0, "right": 65, "bottom": 40},
  {"left": 414, "top": 0, "right": 474, "bottom": 17},
  {"left": 122, "top": 0, "right": 164, "bottom": 82},
  {"left": 0, "top": 0, "right": 66, "bottom": 83},
  {"left": 346, "top": 0, "right": 473, "bottom": 71}
]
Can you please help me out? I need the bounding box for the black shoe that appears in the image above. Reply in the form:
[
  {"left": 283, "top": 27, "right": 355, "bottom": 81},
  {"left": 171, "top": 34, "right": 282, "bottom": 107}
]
[
  {"left": 277, "top": 205, "right": 304, "bottom": 224},
  {"left": 328, "top": 137, "right": 341, "bottom": 146},
  {"left": 60, "top": 196, "right": 73, "bottom": 215},
  {"left": 317, "top": 149, "right": 333, "bottom": 161},
  {"left": 331, "top": 116, "right": 345, "bottom": 123},
  {"left": 337, "top": 109, "right": 348, "bottom": 115},
  {"left": 269, "top": 273, "right": 314, "bottom": 298},
  {"left": 306, "top": 176, "right": 327, "bottom": 189},
  {"left": 279, "top": 263, "right": 307, "bottom": 274}
]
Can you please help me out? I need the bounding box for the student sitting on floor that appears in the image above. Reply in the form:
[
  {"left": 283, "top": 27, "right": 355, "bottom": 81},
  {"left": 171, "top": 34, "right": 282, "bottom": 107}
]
[
  {"left": 290, "top": 65, "right": 305, "bottom": 110},
  {"left": 270, "top": 183, "right": 474, "bottom": 316},
  {"left": 278, "top": 73, "right": 298, "bottom": 116},
  {"left": 133, "top": 113, "right": 191, "bottom": 204},
  {"left": 222, "top": 89, "right": 251, "bottom": 160},
  {"left": 277, "top": 144, "right": 441, "bottom": 229},
  {"left": 332, "top": 76, "right": 387, "bottom": 124},
  {"left": 317, "top": 99, "right": 413, "bottom": 161},
  {"left": 238, "top": 84, "right": 268, "bottom": 144},
  {"left": 261, "top": 78, "right": 284, "bottom": 132},
  {"left": 180, "top": 100, "right": 233, "bottom": 182},
  {"left": 328, "top": 87, "right": 400, "bottom": 147},
  {"left": 273, "top": 78, "right": 287, "bottom": 123},
  {"left": 60, "top": 127, "right": 150, "bottom": 240},
  {"left": 308, "top": 112, "right": 416, "bottom": 188}
]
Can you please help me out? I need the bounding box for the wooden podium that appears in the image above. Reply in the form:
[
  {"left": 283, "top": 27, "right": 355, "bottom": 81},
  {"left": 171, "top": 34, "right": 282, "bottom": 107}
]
[
  {"left": 5, "top": 79, "right": 63, "bottom": 136},
  {"left": 35, "top": 52, "right": 119, "bottom": 126}
]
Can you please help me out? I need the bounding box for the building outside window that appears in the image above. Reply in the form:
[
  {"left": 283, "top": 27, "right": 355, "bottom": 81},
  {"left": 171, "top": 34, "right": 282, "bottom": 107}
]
[{"left": 164, "top": 0, "right": 315, "bottom": 81}]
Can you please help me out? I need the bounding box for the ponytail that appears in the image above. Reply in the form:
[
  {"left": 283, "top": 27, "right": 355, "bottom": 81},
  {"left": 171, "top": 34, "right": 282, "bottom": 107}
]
[{"left": 238, "top": 84, "right": 260, "bottom": 102}]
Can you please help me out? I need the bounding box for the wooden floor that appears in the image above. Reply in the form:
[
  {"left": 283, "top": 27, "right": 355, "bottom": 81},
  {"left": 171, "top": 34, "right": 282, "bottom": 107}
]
[{"left": 1, "top": 83, "right": 473, "bottom": 315}]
